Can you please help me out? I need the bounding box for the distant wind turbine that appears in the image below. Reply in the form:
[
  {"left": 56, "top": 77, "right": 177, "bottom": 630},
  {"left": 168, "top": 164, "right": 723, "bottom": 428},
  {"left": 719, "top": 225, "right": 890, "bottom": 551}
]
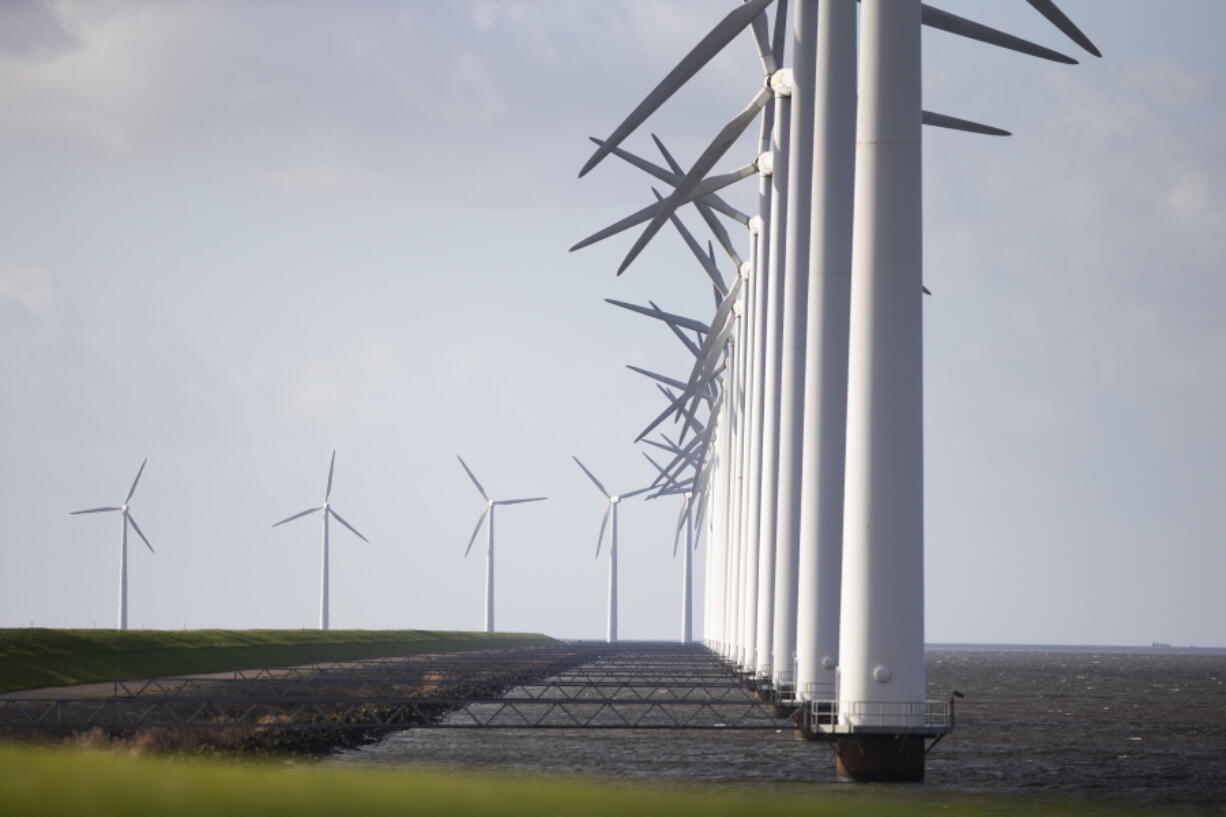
[
  {"left": 70, "top": 458, "right": 156, "bottom": 630},
  {"left": 572, "top": 457, "right": 652, "bottom": 643},
  {"left": 458, "top": 456, "right": 547, "bottom": 633},
  {"left": 273, "top": 450, "right": 368, "bottom": 631}
]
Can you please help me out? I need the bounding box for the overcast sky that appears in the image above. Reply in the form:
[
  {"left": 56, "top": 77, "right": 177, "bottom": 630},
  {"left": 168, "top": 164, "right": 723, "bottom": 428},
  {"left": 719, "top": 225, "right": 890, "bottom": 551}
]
[{"left": 2, "top": 0, "right": 1223, "bottom": 647}]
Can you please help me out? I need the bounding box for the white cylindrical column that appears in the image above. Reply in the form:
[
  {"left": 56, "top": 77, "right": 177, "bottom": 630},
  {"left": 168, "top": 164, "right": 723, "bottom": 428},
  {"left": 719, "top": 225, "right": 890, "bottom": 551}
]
[
  {"left": 771, "top": 0, "right": 818, "bottom": 689},
  {"left": 725, "top": 252, "right": 745, "bottom": 662},
  {"left": 838, "top": 0, "right": 925, "bottom": 726},
  {"left": 682, "top": 494, "right": 693, "bottom": 643},
  {"left": 321, "top": 509, "right": 330, "bottom": 631},
  {"left": 717, "top": 389, "right": 735, "bottom": 657},
  {"left": 740, "top": 173, "right": 772, "bottom": 672},
  {"left": 715, "top": 387, "right": 735, "bottom": 656},
  {"left": 608, "top": 501, "right": 619, "bottom": 643},
  {"left": 118, "top": 514, "right": 128, "bottom": 630},
  {"left": 755, "top": 73, "right": 793, "bottom": 680},
  {"left": 796, "top": 0, "right": 857, "bottom": 703},
  {"left": 484, "top": 505, "right": 495, "bottom": 633}
]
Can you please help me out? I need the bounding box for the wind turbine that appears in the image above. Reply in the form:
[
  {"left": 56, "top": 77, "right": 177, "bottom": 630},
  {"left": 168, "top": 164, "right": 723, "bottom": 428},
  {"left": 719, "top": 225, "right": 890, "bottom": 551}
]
[
  {"left": 272, "top": 450, "right": 368, "bottom": 631},
  {"left": 458, "top": 456, "right": 547, "bottom": 633},
  {"left": 572, "top": 457, "right": 652, "bottom": 643},
  {"left": 70, "top": 458, "right": 155, "bottom": 630}
]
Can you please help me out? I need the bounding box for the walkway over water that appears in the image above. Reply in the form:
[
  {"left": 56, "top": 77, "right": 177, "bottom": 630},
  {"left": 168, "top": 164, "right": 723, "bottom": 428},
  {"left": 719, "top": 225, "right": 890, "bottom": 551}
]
[{"left": 0, "top": 642, "right": 809, "bottom": 732}]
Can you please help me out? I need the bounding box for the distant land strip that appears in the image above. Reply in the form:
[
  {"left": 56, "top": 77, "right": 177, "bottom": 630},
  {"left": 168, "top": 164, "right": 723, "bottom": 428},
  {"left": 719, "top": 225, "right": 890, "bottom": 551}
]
[{"left": 0, "top": 629, "right": 556, "bottom": 694}]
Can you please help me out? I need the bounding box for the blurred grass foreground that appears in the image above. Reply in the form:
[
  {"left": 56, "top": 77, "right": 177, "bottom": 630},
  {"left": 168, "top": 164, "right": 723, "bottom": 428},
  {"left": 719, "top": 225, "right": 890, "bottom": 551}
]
[{"left": 0, "top": 743, "right": 1096, "bottom": 817}]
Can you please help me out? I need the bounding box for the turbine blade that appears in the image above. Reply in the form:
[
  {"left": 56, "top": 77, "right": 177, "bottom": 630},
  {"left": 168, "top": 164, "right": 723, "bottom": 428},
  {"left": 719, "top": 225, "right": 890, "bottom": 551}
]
[
  {"left": 273, "top": 506, "right": 321, "bottom": 527},
  {"left": 635, "top": 391, "right": 691, "bottom": 444},
  {"left": 922, "top": 110, "right": 1011, "bottom": 137},
  {"left": 673, "top": 495, "right": 690, "bottom": 558},
  {"left": 70, "top": 507, "right": 122, "bottom": 515},
  {"left": 325, "top": 450, "right": 336, "bottom": 501},
  {"left": 619, "top": 485, "right": 655, "bottom": 500},
  {"left": 652, "top": 132, "right": 685, "bottom": 175},
  {"left": 618, "top": 87, "right": 771, "bottom": 275},
  {"left": 647, "top": 448, "right": 686, "bottom": 493},
  {"left": 126, "top": 513, "right": 155, "bottom": 554},
  {"left": 595, "top": 505, "right": 610, "bottom": 559},
  {"left": 1025, "top": 0, "right": 1101, "bottom": 57},
  {"left": 456, "top": 456, "right": 489, "bottom": 501},
  {"left": 327, "top": 507, "right": 368, "bottom": 543},
  {"left": 572, "top": 456, "right": 610, "bottom": 497},
  {"left": 571, "top": 197, "right": 663, "bottom": 254},
  {"left": 590, "top": 135, "right": 682, "bottom": 185},
  {"left": 606, "top": 298, "right": 709, "bottom": 334},
  {"left": 644, "top": 438, "right": 684, "bottom": 456},
  {"left": 125, "top": 458, "right": 148, "bottom": 504},
  {"left": 644, "top": 446, "right": 693, "bottom": 492},
  {"left": 592, "top": 137, "right": 747, "bottom": 225},
  {"left": 690, "top": 162, "right": 761, "bottom": 198},
  {"left": 771, "top": 0, "right": 790, "bottom": 66},
  {"left": 496, "top": 497, "right": 548, "bottom": 506},
  {"left": 669, "top": 392, "right": 707, "bottom": 438},
  {"left": 674, "top": 280, "right": 742, "bottom": 401},
  {"left": 664, "top": 199, "right": 727, "bottom": 295},
  {"left": 464, "top": 507, "right": 489, "bottom": 558},
  {"left": 653, "top": 134, "right": 745, "bottom": 262},
  {"left": 922, "top": 3, "right": 1077, "bottom": 64},
  {"left": 642, "top": 450, "right": 669, "bottom": 478},
  {"left": 749, "top": 9, "right": 777, "bottom": 75},
  {"left": 664, "top": 316, "right": 704, "bottom": 360},
  {"left": 698, "top": 198, "right": 744, "bottom": 265},
  {"left": 579, "top": 0, "right": 777, "bottom": 177},
  {"left": 626, "top": 364, "right": 688, "bottom": 392}
]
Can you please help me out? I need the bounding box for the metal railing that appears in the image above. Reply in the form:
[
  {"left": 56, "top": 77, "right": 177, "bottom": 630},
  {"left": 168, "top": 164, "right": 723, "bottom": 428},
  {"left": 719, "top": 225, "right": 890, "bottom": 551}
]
[
  {"left": 800, "top": 682, "right": 836, "bottom": 701},
  {"left": 805, "top": 699, "right": 952, "bottom": 733}
]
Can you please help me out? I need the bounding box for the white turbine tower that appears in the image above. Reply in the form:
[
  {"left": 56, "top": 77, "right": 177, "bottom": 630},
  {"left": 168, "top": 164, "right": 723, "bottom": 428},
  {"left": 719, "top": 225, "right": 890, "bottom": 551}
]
[
  {"left": 273, "top": 450, "right": 368, "bottom": 631},
  {"left": 70, "top": 458, "right": 156, "bottom": 630},
  {"left": 672, "top": 491, "right": 697, "bottom": 644},
  {"left": 572, "top": 457, "right": 652, "bottom": 643},
  {"left": 458, "top": 456, "right": 547, "bottom": 634}
]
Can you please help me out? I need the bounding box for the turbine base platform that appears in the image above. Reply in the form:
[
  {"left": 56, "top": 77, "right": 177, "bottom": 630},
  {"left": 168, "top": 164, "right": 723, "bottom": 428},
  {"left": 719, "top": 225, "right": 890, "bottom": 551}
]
[{"left": 835, "top": 734, "right": 926, "bottom": 782}]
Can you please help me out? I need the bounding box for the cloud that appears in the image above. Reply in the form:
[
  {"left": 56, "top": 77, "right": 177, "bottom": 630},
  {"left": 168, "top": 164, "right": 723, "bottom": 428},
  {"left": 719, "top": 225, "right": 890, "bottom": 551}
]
[
  {"left": 258, "top": 162, "right": 371, "bottom": 194},
  {"left": 279, "top": 331, "right": 402, "bottom": 426},
  {"left": 0, "top": 264, "right": 58, "bottom": 318},
  {"left": 0, "top": 1, "right": 754, "bottom": 209},
  {"left": 1165, "top": 170, "right": 1220, "bottom": 227},
  {"left": 0, "top": 0, "right": 77, "bottom": 60},
  {"left": 0, "top": 263, "right": 245, "bottom": 450}
]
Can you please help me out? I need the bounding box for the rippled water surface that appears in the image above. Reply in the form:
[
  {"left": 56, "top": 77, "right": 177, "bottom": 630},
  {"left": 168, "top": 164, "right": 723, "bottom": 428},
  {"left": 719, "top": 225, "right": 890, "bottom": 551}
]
[{"left": 331, "top": 647, "right": 1226, "bottom": 814}]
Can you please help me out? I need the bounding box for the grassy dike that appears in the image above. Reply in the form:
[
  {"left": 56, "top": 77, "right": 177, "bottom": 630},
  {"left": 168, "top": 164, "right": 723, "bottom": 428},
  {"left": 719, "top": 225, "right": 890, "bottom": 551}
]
[
  {"left": 0, "top": 629, "right": 555, "bottom": 693},
  {"left": 0, "top": 744, "right": 1091, "bottom": 817}
]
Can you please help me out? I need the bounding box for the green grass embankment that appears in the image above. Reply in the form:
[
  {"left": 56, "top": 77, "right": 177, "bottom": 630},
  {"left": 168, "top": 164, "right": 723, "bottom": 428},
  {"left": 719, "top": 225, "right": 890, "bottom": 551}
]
[
  {"left": 0, "top": 744, "right": 1091, "bottom": 817},
  {"left": 0, "top": 629, "right": 555, "bottom": 693}
]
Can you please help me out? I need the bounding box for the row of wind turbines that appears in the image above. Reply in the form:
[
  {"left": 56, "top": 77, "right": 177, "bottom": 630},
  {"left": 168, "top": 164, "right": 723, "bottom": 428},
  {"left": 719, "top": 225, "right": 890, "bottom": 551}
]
[
  {"left": 567, "top": 0, "right": 1099, "bottom": 780},
  {"left": 70, "top": 452, "right": 697, "bottom": 638}
]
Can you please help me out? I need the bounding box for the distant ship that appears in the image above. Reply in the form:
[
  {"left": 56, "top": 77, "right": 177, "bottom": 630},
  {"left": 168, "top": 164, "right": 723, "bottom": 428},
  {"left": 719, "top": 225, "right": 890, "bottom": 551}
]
[{"left": 1151, "top": 642, "right": 1172, "bottom": 648}]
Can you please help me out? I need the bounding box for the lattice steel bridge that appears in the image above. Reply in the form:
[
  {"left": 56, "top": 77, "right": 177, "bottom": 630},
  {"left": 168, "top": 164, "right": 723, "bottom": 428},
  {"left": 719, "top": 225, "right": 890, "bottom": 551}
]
[{"left": 0, "top": 642, "right": 951, "bottom": 741}]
